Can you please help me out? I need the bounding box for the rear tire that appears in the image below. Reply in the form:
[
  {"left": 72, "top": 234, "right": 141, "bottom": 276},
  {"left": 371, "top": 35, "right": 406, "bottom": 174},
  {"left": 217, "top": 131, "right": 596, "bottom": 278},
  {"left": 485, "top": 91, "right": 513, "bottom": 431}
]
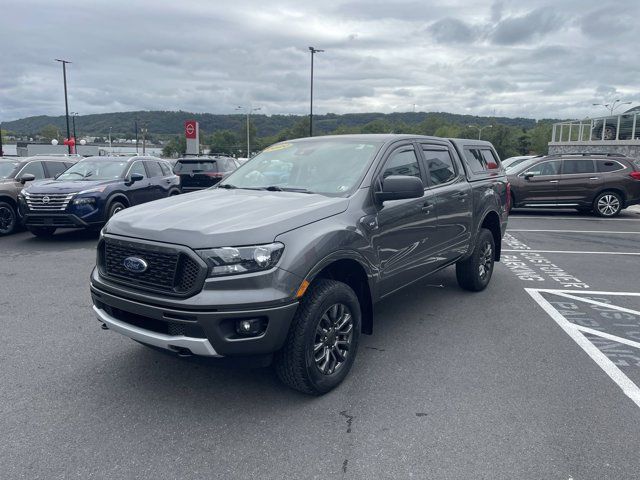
[
  {"left": 27, "top": 226, "right": 57, "bottom": 238},
  {"left": 456, "top": 228, "right": 495, "bottom": 292},
  {"left": 0, "top": 201, "right": 17, "bottom": 236},
  {"left": 275, "top": 279, "right": 361, "bottom": 395},
  {"left": 593, "top": 191, "right": 622, "bottom": 217}
]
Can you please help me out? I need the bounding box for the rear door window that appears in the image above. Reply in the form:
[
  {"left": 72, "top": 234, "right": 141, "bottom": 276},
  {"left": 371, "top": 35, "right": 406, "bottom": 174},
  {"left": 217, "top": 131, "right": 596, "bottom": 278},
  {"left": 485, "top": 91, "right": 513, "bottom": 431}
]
[
  {"left": 463, "top": 148, "right": 499, "bottom": 173},
  {"left": 562, "top": 159, "right": 595, "bottom": 174},
  {"left": 422, "top": 148, "right": 457, "bottom": 186},
  {"left": 596, "top": 160, "right": 625, "bottom": 173},
  {"left": 481, "top": 150, "right": 500, "bottom": 169},
  {"left": 145, "top": 161, "right": 163, "bottom": 178},
  {"left": 45, "top": 161, "right": 69, "bottom": 178},
  {"left": 159, "top": 162, "right": 172, "bottom": 176}
]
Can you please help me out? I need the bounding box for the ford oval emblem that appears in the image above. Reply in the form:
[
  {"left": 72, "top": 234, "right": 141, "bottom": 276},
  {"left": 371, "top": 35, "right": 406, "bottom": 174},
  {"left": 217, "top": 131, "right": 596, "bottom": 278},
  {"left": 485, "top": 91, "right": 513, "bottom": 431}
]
[{"left": 123, "top": 256, "right": 148, "bottom": 273}]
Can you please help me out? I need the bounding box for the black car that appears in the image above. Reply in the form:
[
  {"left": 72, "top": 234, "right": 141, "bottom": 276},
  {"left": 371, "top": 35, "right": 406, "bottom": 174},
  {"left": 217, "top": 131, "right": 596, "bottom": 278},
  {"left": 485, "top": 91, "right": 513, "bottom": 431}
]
[
  {"left": 91, "top": 135, "right": 508, "bottom": 394},
  {"left": 173, "top": 155, "right": 240, "bottom": 192},
  {"left": 19, "top": 155, "right": 180, "bottom": 237},
  {"left": 592, "top": 105, "right": 640, "bottom": 140},
  {"left": 0, "top": 155, "right": 78, "bottom": 235}
]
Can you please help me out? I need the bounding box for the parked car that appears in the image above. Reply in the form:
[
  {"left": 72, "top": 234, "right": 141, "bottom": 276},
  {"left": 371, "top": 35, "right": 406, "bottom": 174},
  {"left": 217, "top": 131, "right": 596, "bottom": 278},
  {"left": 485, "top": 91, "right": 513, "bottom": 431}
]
[
  {"left": 507, "top": 153, "right": 640, "bottom": 216},
  {"left": 592, "top": 105, "right": 640, "bottom": 140},
  {"left": 0, "top": 155, "right": 77, "bottom": 235},
  {"left": 19, "top": 155, "right": 180, "bottom": 237},
  {"left": 91, "top": 134, "right": 508, "bottom": 394},
  {"left": 173, "top": 155, "right": 240, "bottom": 192},
  {"left": 503, "top": 155, "right": 538, "bottom": 171}
]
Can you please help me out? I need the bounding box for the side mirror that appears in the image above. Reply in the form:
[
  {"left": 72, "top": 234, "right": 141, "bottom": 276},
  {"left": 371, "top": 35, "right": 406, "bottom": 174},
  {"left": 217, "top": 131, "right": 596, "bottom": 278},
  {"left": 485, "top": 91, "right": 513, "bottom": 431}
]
[
  {"left": 524, "top": 172, "right": 534, "bottom": 180},
  {"left": 19, "top": 173, "right": 36, "bottom": 185},
  {"left": 375, "top": 175, "right": 424, "bottom": 203},
  {"left": 130, "top": 173, "right": 144, "bottom": 183}
]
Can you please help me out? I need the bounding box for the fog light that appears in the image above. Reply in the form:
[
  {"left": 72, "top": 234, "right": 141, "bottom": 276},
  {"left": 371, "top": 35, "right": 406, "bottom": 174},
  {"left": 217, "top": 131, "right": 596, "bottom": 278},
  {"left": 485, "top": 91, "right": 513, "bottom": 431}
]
[{"left": 235, "top": 318, "right": 266, "bottom": 336}]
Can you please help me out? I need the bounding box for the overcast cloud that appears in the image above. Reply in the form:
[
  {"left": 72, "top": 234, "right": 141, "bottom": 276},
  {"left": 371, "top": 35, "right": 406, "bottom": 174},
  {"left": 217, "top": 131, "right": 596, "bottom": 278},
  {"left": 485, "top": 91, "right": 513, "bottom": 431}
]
[{"left": 1, "top": 0, "right": 639, "bottom": 121}]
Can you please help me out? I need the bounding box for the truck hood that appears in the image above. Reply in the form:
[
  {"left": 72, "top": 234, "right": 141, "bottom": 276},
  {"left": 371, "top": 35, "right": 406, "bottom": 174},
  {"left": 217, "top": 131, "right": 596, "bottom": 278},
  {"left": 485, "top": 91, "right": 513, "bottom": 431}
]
[
  {"left": 24, "top": 179, "right": 119, "bottom": 194},
  {"left": 106, "top": 188, "right": 349, "bottom": 248}
]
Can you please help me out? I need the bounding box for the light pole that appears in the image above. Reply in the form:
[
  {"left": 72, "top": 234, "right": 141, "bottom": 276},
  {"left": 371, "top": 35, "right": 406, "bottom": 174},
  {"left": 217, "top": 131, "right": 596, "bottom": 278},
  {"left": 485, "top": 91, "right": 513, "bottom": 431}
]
[
  {"left": 55, "top": 59, "right": 72, "bottom": 154},
  {"left": 468, "top": 124, "right": 492, "bottom": 140},
  {"left": 236, "top": 106, "right": 261, "bottom": 158},
  {"left": 593, "top": 99, "right": 632, "bottom": 115},
  {"left": 0, "top": 123, "right": 3, "bottom": 156},
  {"left": 308, "top": 46, "right": 324, "bottom": 137},
  {"left": 108, "top": 127, "right": 113, "bottom": 154},
  {"left": 135, "top": 119, "right": 139, "bottom": 154},
  {"left": 71, "top": 112, "right": 78, "bottom": 154},
  {"left": 141, "top": 126, "right": 148, "bottom": 155}
]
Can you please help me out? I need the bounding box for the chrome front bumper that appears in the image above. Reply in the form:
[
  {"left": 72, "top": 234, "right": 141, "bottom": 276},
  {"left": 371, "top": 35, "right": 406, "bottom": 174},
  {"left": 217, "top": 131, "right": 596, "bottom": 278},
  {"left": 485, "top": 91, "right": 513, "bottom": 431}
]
[{"left": 93, "top": 305, "right": 221, "bottom": 357}]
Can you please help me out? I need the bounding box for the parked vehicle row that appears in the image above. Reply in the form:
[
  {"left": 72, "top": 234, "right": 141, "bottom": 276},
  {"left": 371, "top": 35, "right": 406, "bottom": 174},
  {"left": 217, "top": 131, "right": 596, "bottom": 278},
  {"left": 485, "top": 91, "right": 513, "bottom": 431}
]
[
  {"left": 506, "top": 153, "right": 640, "bottom": 217},
  {"left": 90, "top": 134, "right": 509, "bottom": 394}
]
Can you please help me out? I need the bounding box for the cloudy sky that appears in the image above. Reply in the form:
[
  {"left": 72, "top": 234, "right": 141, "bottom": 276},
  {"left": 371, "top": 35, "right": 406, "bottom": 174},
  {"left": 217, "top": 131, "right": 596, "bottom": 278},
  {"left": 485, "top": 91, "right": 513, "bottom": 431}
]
[{"left": 1, "top": 0, "right": 639, "bottom": 122}]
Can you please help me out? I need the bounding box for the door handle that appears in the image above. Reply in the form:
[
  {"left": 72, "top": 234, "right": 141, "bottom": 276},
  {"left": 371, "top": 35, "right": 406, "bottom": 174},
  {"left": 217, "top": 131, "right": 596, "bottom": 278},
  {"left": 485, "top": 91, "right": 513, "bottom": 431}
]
[
  {"left": 452, "top": 192, "right": 468, "bottom": 198},
  {"left": 421, "top": 202, "right": 434, "bottom": 213},
  {"left": 549, "top": 180, "right": 559, "bottom": 183},
  {"left": 589, "top": 177, "right": 599, "bottom": 180}
]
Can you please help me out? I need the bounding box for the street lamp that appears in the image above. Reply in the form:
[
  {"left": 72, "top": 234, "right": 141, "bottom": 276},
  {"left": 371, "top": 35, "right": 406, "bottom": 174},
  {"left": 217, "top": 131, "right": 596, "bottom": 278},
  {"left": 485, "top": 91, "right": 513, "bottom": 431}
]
[
  {"left": 468, "top": 124, "right": 493, "bottom": 140},
  {"left": 55, "top": 59, "right": 72, "bottom": 154},
  {"left": 592, "top": 99, "right": 632, "bottom": 115},
  {"left": 236, "top": 106, "right": 261, "bottom": 158},
  {"left": 308, "top": 46, "right": 324, "bottom": 137}
]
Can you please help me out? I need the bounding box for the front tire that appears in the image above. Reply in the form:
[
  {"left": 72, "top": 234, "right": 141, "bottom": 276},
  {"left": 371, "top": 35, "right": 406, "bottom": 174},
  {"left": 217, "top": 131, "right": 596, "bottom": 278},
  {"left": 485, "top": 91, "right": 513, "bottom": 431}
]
[
  {"left": 0, "top": 201, "right": 17, "bottom": 236},
  {"left": 107, "top": 201, "right": 126, "bottom": 219},
  {"left": 456, "top": 228, "right": 495, "bottom": 292},
  {"left": 275, "top": 279, "right": 361, "bottom": 395},
  {"left": 27, "top": 226, "right": 57, "bottom": 238},
  {"left": 593, "top": 191, "right": 622, "bottom": 217}
]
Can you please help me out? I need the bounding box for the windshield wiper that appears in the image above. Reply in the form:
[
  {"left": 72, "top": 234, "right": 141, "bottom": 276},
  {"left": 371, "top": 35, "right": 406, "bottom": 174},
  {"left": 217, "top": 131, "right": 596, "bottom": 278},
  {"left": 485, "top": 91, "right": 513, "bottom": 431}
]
[
  {"left": 217, "top": 183, "right": 237, "bottom": 189},
  {"left": 262, "top": 186, "right": 315, "bottom": 194}
]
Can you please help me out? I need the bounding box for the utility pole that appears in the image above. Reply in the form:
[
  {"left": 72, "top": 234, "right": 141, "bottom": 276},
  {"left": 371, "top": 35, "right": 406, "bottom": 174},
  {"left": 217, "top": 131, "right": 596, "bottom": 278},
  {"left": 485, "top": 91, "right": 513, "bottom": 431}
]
[
  {"left": 141, "top": 126, "right": 148, "bottom": 155},
  {"left": 71, "top": 112, "right": 78, "bottom": 154},
  {"left": 109, "top": 127, "right": 113, "bottom": 154},
  {"left": 236, "top": 106, "right": 261, "bottom": 158},
  {"left": 55, "top": 59, "right": 72, "bottom": 154},
  {"left": 308, "top": 46, "right": 324, "bottom": 137},
  {"left": 135, "top": 119, "right": 139, "bottom": 154},
  {"left": 0, "top": 123, "right": 3, "bottom": 156}
]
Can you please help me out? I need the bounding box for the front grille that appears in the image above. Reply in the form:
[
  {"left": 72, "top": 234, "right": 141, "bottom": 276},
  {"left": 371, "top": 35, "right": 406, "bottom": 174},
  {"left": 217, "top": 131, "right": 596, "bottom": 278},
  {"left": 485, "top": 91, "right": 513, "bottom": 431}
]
[
  {"left": 100, "top": 237, "right": 204, "bottom": 295},
  {"left": 27, "top": 215, "right": 76, "bottom": 227},
  {"left": 25, "top": 193, "right": 74, "bottom": 211}
]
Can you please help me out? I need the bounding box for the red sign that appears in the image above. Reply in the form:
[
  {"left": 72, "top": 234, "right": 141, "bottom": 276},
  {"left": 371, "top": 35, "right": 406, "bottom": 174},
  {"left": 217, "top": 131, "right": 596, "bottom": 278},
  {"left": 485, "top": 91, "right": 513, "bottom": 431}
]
[{"left": 185, "top": 120, "right": 197, "bottom": 139}]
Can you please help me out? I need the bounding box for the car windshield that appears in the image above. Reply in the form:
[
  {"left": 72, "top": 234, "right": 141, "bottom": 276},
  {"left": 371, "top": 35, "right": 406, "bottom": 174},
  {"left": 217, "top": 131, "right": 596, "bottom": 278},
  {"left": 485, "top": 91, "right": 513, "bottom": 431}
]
[
  {"left": 174, "top": 160, "right": 217, "bottom": 173},
  {"left": 57, "top": 160, "right": 128, "bottom": 181},
  {"left": 219, "top": 139, "right": 384, "bottom": 196},
  {"left": 0, "top": 162, "right": 20, "bottom": 179}
]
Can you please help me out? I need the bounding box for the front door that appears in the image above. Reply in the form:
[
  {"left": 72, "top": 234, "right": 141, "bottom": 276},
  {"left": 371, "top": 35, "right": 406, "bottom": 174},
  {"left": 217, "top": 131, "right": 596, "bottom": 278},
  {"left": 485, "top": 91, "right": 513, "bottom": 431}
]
[
  {"left": 126, "top": 161, "right": 153, "bottom": 205},
  {"left": 518, "top": 159, "right": 562, "bottom": 205},
  {"left": 372, "top": 143, "right": 438, "bottom": 297}
]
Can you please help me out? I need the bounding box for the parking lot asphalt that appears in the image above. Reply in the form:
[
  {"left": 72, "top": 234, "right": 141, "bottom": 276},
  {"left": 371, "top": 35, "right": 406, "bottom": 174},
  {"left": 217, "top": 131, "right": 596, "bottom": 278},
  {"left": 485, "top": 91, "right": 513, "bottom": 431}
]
[{"left": 2, "top": 208, "right": 640, "bottom": 479}]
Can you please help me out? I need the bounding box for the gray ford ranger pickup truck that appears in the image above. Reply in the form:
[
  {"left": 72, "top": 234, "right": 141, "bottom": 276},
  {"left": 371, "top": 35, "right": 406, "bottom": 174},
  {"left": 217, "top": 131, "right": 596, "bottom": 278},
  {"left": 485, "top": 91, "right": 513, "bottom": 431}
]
[{"left": 91, "top": 134, "right": 509, "bottom": 394}]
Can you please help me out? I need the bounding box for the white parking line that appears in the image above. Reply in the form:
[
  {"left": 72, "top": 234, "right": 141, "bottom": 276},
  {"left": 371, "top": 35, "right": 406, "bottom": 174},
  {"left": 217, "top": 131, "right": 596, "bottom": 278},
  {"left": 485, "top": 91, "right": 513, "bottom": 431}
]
[
  {"left": 575, "top": 326, "right": 640, "bottom": 351},
  {"left": 502, "top": 249, "right": 640, "bottom": 256},
  {"left": 508, "top": 229, "right": 640, "bottom": 234},
  {"left": 526, "top": 288, "right": 640, "bottom": 409},
  {"left": 550, "top": 291, "right": 640, "bottom": 316},
  {"left": 510, "top": 216, "right": 640, "bottom": 222}
]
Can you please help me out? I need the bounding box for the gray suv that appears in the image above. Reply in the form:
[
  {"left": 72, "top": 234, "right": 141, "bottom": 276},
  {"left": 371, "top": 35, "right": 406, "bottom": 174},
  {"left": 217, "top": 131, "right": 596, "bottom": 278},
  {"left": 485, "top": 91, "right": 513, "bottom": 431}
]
[
  {"left": 91, "top": 135, "right": 508, "bottom": 394},
  {"left": 507, "top": 153, "right": 640, "bottom": 216}
]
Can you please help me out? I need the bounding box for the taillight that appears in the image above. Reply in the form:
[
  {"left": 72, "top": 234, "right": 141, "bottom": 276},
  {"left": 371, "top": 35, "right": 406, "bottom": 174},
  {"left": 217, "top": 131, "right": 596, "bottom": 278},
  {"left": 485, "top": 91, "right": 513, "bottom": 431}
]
[
  {"left": 630, "top": 171, "right": 640, "bottom": 180},
  {"left": 506, "top": 182, "right": 511, "bottom": 211}
]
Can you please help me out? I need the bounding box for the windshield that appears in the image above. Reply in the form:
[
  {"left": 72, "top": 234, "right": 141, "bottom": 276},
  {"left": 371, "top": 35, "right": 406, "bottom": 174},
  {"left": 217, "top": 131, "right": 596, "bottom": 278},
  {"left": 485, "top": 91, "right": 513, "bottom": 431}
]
[
  {"left": 175, "top": 160, "right": 218, "bottom": 173},
  {"left": 219, "top": 139, "right": 383, "bottom": 195},
  {"left": 57, "top": 160, "right": 128, "bottom": 181},
  {"left": 0, "top": 162, "right": 20, "bottom": 179}
]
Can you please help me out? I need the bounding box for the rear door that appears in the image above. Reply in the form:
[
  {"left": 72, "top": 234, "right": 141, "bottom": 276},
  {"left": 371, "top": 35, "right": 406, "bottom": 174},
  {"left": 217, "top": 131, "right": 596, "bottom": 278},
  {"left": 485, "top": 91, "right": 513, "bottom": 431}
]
[
  {"left": 518, "top": 160, "right": 562, "bottom": 205},
  {"left": 144, "top": 160, "right": 166, "bottom": 200},
  {"left": 372, "top": 143, "right": 438, "bottom": 297},
  {"left": 557, "top": 159, "right": 602, "bottom": 205},
  {"left": 126, "top": 161, "right": 153, "bottom": 205},
  {"left": 420, "top": 144, "right": 473, "bottom": 263}
]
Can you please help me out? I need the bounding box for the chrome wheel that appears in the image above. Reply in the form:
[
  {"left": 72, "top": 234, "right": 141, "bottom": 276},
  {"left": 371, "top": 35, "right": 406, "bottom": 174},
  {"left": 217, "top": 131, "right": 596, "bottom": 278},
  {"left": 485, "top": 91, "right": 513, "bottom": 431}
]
[
  {"left": 313, "top": 303, "right": 353, "bottom": 375},
  {"left": 0, "top": 204, "right": 16, "bottom": 235},
  {"left": 603, "top": 126, "right": 616, "bottom": 140},
  {"left": 597, "top": 194, "right": 620, "bottom": 216},
  {"left": 478, "top": 241, "right": 493, "bottom": 280}
]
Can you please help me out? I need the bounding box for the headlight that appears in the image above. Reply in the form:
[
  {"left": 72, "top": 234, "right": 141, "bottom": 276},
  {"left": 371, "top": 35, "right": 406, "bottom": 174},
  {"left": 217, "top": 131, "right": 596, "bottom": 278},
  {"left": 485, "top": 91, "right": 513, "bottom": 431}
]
[
  {"left": 73, "top": 197, "right": 96, "bottom": 206},
  {"left": 196, "top": 242, "right": 284, "bottom": 277}
]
